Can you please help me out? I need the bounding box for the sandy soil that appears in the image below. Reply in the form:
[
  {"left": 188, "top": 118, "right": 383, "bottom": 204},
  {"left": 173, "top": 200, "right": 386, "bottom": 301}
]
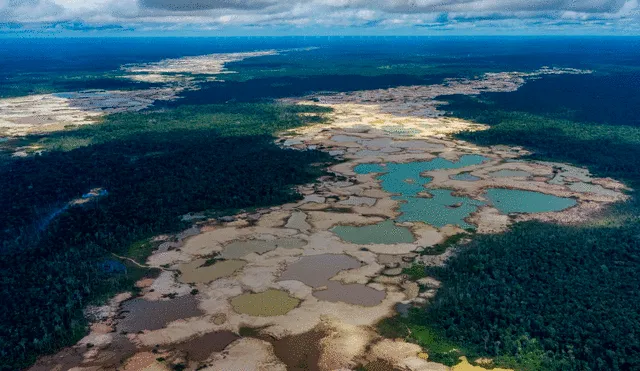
[{"left": 0, "top": 49, "right": 289, "bottom": 138}]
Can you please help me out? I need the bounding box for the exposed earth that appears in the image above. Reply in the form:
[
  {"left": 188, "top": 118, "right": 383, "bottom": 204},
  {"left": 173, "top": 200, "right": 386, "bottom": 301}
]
[{"left": 28, "top": 63, "right": 627, "bottom": 371}]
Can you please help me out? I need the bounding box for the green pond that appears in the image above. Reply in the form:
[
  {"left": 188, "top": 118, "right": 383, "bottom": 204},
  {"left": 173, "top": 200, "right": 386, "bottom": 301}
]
[
  {"left": 353, "top": 155, "right": 489, "bottom": 230},
  {"left": 485, "top": 188, "right": 577, "bottom": 214},
  {"left": 230, "top": 289, "right": 300, "bottom": 317},
  {"left": 332, "top": 220, "right": 415, "bottom": 244}
]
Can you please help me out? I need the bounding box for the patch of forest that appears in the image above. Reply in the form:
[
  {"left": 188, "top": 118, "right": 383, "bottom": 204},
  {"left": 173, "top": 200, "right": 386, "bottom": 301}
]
[
  {"left": 459, "top": 72, "right": 640, "bottom": 127},
  {"left": 444, "top": 76, "right": 640, "bottom": 183},
  {"left": 0, "top": 72, "right": 165, "bottom": 98},
  {"left": 388, "top": 73, "right": 640, "bottom": 371},
  {"left": 420, "top": 221, "right": 640, "bottom": 370},
  {"left": 0, "top": 103, "right": 334, "bottom": 370}
]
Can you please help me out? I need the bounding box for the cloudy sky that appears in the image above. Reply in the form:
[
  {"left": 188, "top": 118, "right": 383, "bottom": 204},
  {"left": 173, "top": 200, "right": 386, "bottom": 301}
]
[{"left": 1, "top": 0, "right": 639, "bottom": 35}]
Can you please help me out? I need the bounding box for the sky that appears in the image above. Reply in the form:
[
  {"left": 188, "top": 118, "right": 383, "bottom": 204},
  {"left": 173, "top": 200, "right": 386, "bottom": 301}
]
[{"left": 1, "top": 0, "right": 639, "bottom": 36}]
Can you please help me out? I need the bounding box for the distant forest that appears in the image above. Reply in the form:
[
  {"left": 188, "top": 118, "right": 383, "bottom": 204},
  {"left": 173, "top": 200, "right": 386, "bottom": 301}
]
[
  {"left": 399, "top": 71, "right": 640, "bottom": 371},
  {"left": 0, "top": 103, "right": 333, "bottom": 370}
]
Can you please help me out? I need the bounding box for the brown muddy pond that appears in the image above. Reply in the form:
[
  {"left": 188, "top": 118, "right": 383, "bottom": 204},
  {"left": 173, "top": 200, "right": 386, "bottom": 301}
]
[
  {"left": 278, "top": 254, "right": 385, "bottom": 306},
  {"left": 314, "top": 281, "right": 385, "bottom": 307},
  {"left": 30, "top": 335, "right": 138, "bottom": 370},
  {"left": 272, "top": 329, "right": 324, "bottom": 371},
  {"left": 117, "top": 295, "right": 203, "bottom": 333},
  {"left": 178, "top": 258, "right": 246, "bottom": 284},
  {"left": 174, "top": 331, "right": 239, "bottom": 361},
  {"left": 278, "top": 254, "right": 362, "bottom": 287},
  {"left": 362, "top": 359, "right": 397, "bottom": 371},
  {"left": 230, "top": 289, "right": 300, "bottom": 316},
  {"left": 221, "top": 237, "right": 307, "bottom": 259}
]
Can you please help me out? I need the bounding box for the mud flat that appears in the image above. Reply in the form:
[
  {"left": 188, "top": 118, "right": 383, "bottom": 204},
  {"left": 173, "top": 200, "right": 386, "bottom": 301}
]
[
  {"left": 488, "top": 169, "right": 532, "bottom": 178},
  {"left": 121, "top": 50, "right": 279, "bottom": 77},
  {"left": 450, "top": 172, "right": 481, "bottom": 181},
  {"left": 33, "top": 66, "right": 628, "bottom": 371},
  {"left": 221, "top": 237, "right": 307, "bottom": 259},
  {"left": 178, "top": 259, "right": 247, "bottom": 284},
  {"left": 0, "top": 88, "right": 183, "bottom": 137},
  {"left": 0, "top": 49, "right": 286, "bottom": 137}
]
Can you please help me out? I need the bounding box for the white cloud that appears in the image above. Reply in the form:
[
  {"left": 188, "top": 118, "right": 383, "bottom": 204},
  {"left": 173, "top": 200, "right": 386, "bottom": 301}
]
[{"left": 0, "top": 0, "right": 638, "bottom": 33}]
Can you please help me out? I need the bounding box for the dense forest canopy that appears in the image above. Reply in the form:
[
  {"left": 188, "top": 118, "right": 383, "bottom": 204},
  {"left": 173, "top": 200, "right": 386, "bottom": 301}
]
[
  {"left": 422, "top": 222, "right": 640, "bottom": 370},
  {"left": 395, "top": 71, "right": 640, "bottom": 371},
  {"left": 0, "top": 103, "right": 334, "bottom": 370},
  {"left": 442, "top": 72, "right": 640, "bottom": 183}
]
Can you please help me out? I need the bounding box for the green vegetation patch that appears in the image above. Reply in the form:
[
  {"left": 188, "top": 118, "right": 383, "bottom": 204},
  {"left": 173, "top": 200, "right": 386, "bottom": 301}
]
[
  {"left": 401, "top": 263, "right": 428, "bottom": 281},
  {"left": 446, "top": 94, "right": 640, "bottom": 183},
  {"left": 377, "top": 316, "right": 463, "bottom": 366},
  {"left": 420, "top": 233, "right": 470, "bottom": 256},
  {"left": 420, "top": 222, "right": 640, "bottom": 370},
  {"left": 400, "top": 72, "right": 640, "bottom": 371},
  {"left": 0, "top": 103, "right": 334, "bottom": 370}
]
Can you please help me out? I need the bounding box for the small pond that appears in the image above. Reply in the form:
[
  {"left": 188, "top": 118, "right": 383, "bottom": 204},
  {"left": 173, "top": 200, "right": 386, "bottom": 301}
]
[
  {"left": 230, "top": 289, "right": 300, "bottom": 316},
  {"left": 332, "top": 220, "right": 415, "bottom": 244},
  {"left": 278, "top": 254, "right": 385, "bottom": 307},
  {"left": 485, "top": 188, "right": 577, "bottom": 214}
]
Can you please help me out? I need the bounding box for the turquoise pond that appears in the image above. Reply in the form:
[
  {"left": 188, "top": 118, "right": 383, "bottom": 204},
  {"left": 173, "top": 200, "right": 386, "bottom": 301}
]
[
  {"left": 355, "top": 155, "right": 489, "bottom": 198},
  {"left": 354, "top": 155, "right": 490, "bottom": 229},
  {"left": 395, "top": 189, "right": 485, "bottom": 229},
  {"left": 485, "top": 188, "right": 577, "bottom": 214},
  {"left": 333, "top": 156, "right": 579, "bottom": 243}
]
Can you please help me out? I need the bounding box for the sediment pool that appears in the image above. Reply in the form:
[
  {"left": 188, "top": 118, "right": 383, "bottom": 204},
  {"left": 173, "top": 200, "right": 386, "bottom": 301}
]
[
  {"left": 174, "top": 331, "right": 240, "bottom": 361},
  {"left": 230, "top": 289, "right": 300, "bottom": 316},
  {"left": 278, "top": 254, "right": 385, "bottom": 306},
  {"left": 178, "top": 259, "right": 247, "bottom": 284},
  {"left": 313, "top": 281, "right": 386, "bottom": 307},
  {"left": 278, "top": 254, "right": 362, "bottom": 287},
  {"left": 117, "top": 295, "right": 203, "bottom": 333},
  {"left": 272, "top": 329, "right": 324, "bottom": 371},
  {"left": 354, "top": 155, "right": 489, "bottom": 197},
  {"left": 332, "top": 220, "right": 415, "bottom": 244}
]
